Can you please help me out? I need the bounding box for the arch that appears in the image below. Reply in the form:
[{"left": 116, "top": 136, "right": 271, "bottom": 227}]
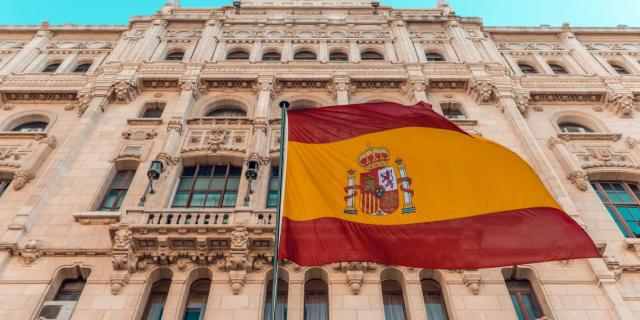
[
  {"left": 226, "top": 49, "right": 250, "bottom": 60},
  {"left": 425, "top": 52, "right": 445, "bottom": 62},
  {"left": 34, "top": 264, "right": 91, "bottom": 320},
  {"left": 3, "top": 112, "right": 53, "bottom": 132},
  {"left": 303, "top": 267, "right": 329, "bottom": 320},
  {"left": 135, "top": 267, "right": 174, "bottom": 320},
  {"left": 419, "top": 270, "right": 450, "bottom": 320},
  {"left": 262, "top": 51, "right": 282, "bottom": 62},
  {"left": 263, "top": 268, "right": 289, "bottom": 320},
  {"left": 178, "top": 267, "right": 213, "bottom": 320},
  {"left": 293, "top": 50, "right": 317, "bottom": 60},
  {"left": 609, "top": 61, "right": 630, "bottom": 75},
  {"left": 547, "top": 62, "right": 568, "bottom": 75},
  {"left": 42, "top": 61, "right": 62, "bottom": 73},
  {"left": 203, "top": 99, "right": 248, "bottom": 118},
  {"left": 165, "top": 49, "right": 185, "bottom": 61},
  {"left": 551, "top": 111, "right": 605, "bottom": 134},
  {"left": 380, "top": 269, "right": 408, "bottom": 320},
  {"left": 360, "top": 50, "right": 385, "bottom": 60},
  {"left": 518, "top": 63, "right": 537, "bottom": 74},
  {"left": 72, "top": 62, "right": 93, "bottom": 73},
  {"left": 502, "top": 266, "right": 551, "bottom": 320},
  {"left": 329, "top": 50, "right": 349, "bottom": 62}
]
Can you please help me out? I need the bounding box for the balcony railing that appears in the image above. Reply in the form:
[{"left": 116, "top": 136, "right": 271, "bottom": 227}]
[{"left": 132, "top": 208, "right": 276, "bottom": 226}]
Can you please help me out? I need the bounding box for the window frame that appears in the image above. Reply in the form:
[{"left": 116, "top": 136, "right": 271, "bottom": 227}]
[
  {"left": 381, "top": 279, "right": 408, "bottom": 320},
  {"left": 72, "top": 63, "right": 92, "bottom": 73},
  {"left": 303, "top": 279, "right": 329, "bottom": 320},
  {"left": 171, "top": 163, "right": 241, "bottom": 209},
  {"left": 329, "top": 51, "right": 349, "bottom": 62},
  {"left": 518, "top": 64, "right": 537, "bottom": 75},
  {"left": 421, "top": 279, "right": 448, "bottom": 320},
  {"left": 42, "top": 62, "right": 61, "bottom": 73},
  {"left": 360, "top": 51, "right": 384, "bottom": 61},
  {"left": 141, "top": 279, "right": 171, "bottom": 320},
  {"left": 611, "top": 63, "right": 630, "bottom": 75},
  {"left": 592, "top": 181, "right": 640, "bottom": 238},
  {"left": 263, "top": 279, "right": 288, "bottom": 320},
  {"left": 262, "top": 52, "right": 282, "bottom": 62},
  {"left": 425, "top": 52, "right": 445, "bottom": 62},
  {"left": 506, "top": 280, "right": 543, "bottom": 320},
  {"left": 165, "top": 51, "right": 185, "bottom": 61},
  {"left": 141, "top": 102, "right": 166, "bottom": 119},
  {"left": 0, "top": 178, "right": 10, "bottom": 197},
  {"left": 226, "top": 50, "right": 250, "bottom": 60},
  {"left": 267, "top": 166, "right": 279, "bottom": 208},
  {"left": 11, "top": 121, "right": 49, "bottom": 132},
  {"left": 204, "top": 107, "right": 247, "bottom": 118},
  {"left": 440, "top": 102, "right": 466, "bottom": 120},
  {"left": 99, "top": 170, "right": 135, "bottom": 212},
  {"left": 557, "top": 121, "right": 594, "bottom": 133},
  {"left": 548, "top": 63, "right": 568, "bottom": 75},
  {"left": 293, "top": 50, "right": 317, "bottom": 61}
]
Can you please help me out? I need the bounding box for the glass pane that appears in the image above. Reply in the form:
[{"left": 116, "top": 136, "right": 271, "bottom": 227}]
[
  {"left": 267, "top": 192, "right": 278, "bottom": 208},
  {"left": 522, "top": 294, "right": 541, "bottom": 319},
  {"left": 304, "top": 293, "right": 328, "bottom": 320},
  {"left": 226, "top": 177, "right": 240, "bottom": 191},
  {"left": 190, "top": 192, "right": 206, "bottom": 207},
  {"left": 270, "top": 177, "right": 279, "bottom": 191},
  {"left": 178, "top": 177, "right": 194, "bottom": 190},
  {"left": 184, "top": 308, "right": 202, "bottom": 320},
  {"left": 198, "top": 165, "right": 213, "bottom": 177},
  {"left": 182, "top": 166, "right": 197, "bottom": 176},
  {"left": 222, "top": 192, "right": 237, "bottom": 207},
  {"left": 143, "top": 302, "right": 164, "bottom": 320},
  {"left": 383, "top": 293, "right": 406, "bottom": 320},
  {"left": 426, "top": 303, "right": 448, "bottom": 320},
  {"left": 210, "top": 177, "right": 225, "bottom": 190},
  {"left": 213, "top": 165, "right": 228, "bottom": 176},
  {"left": 606, "top": 206, "right": 629, "bottom": 237},
  {"left": 100, "top": 190, "right": 119, "bottom": 210},
  {"left": 510, "top": 294, "right": 525, "bottom": 320},
  {"left": 172, "top": 191, "right": 189, "bottom": 208},
  {"left": 229, "top": 166, "right": 242, "bottom": 176},
  {"left": 194, "top": 177, "right": 211, "bottom": 190},
  {"left": 205, "top": 192, "right": 221, "bottom": 207},
  {"left": 115, "top": 190, "right": 127, "bottom": 209},
  {"left": 593, "top": 187, "right": 606, "bottom": 202},
  {"left": 630, "top": 221, "right": 640, "bottom": 237}
]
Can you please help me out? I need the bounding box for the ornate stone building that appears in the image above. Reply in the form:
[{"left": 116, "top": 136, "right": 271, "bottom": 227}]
[{"left": 1, "top": 0, "right": 640, "bottom": 319}]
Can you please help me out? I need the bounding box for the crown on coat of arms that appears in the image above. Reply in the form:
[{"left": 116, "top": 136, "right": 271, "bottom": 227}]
[{"left": 357, "top": 146, "right": 391, "bottom": 171}]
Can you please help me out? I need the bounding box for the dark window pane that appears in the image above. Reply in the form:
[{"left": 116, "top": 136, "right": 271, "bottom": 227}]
[
  {"left": 0, "top": 179, "right": 12, "bottom": 197},
  {"left": 226, "top": 177, "right": 240, "bottom": 191},
  {"left": 42, "top": 63, "right": 60, "bottom": 73},
  {"left": 262, "top": 52, "right": 281, "bottom": 61},
  {"left": 519, "top": 64, "right": 537, "bottom": 74},
  {"left": 510, "top": 294, "right": 525, "bottom": 320},
  {"left": 329, "top": 52, "right": 348, "bottom": 62},
  {"left": 190, "top": 192, "right": 206, "bottom": 207},
  {"left": 205, "top": 192, "right": 221, "bottom": 207},
  {"left": 549, "top": 64, "right": 567, "bottom": 74},
  {"left": 222, "top": 192, "right": 237, "bottom": 207},
  {"left": 12, "top": 121, "right": 48, "bottom": 132},
  {"left": 73, "top": 63, "right": 92, "bottom": 73},
  {"left": 100, "top": 190, "right": 119, "bottom": 211},
  {"left": 178, "top": 177, "right": 194, "bottom": 190},
  {"left": 194, "top": 177, "right": 211, "bottom": 190},
  {"left": 361, "top": 51, "right": 384, "bottom": 60},
  {"left": 166, "top": 51, "right": 184, "bottom": 61},
  {"left": 227, "top": 50, "right": 250, "bottom": 60},
  {"left": 426, "top": 53, "right": 445, "bottom": 62},
  {"left": 172, "top": 191, "right": 190, "bottom": 208},
  {"left": 142, "top": 103, "right": 165, "bottom": 118},
  {"left": 294, "top": 51, "right": 317, "bottom": 60},
  {"left": 267, "top": 192, "right": 279, "bottom": 208}
]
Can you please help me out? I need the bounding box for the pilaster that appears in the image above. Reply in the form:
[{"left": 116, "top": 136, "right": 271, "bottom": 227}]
[{"left": 0, "top": 30, "right": 53, "bottom": 75}]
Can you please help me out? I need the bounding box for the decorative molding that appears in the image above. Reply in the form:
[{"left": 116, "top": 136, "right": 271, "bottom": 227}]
[
  {"left": 608, "top": 93, "right": 634, "bottom": 118},
  {"left": 468, "top": 80, "right": 496, "bottom": 103},
  {"left": 332, "top": 262, "right": 377, "bottom": 295},
  {"left": 1, "top": 91, "right": 78, "bottom": 102},
  {"left": 107, "top": 80, "right": 139, "bottom": 104},
  {"left": 514, "top": 92, "right": 531, "bottom": 117},
  {"left": 557, "top": 133, "right": 622, "bottom": 142},
  {"left": 349, "top": 80, "right": 407, "bottom": 93},
  {"left": 140, "top": 79, "right": 180, "bottom": 90},
  {"left": 275, "top": 79, "right": 332, "bottom": 93},
  {"left": 577, "top": 147, "right": 639, "bottom": 170},
  {"left": 200, "top": 79, "right": 257, "bottom": 94},
  {"left": 462, "top": 270, "right": 481, "bottom": 295},
  {"left": 529, "top": 92, "right": 605, "bottom": 104},
  {"left": 19, "top": 239, "right": 43, "bottom": 265},
  {"left": 567, "top": 170, "right": 589, "bottom": 191},
  {"left": 121, "top": 128, "right": 158, "bottom": 140}
]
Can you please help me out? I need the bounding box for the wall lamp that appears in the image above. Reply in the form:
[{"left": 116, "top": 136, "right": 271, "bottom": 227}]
[
  {"left": 138, "top": 160, "right": 164, "bottom": 207},
  {"left": 371, "top": 1, "right": 380, "bottom": 15},
  {"left": 244, "top": 159, "right": 260, "bottom": 204},
  {"left": 233, "top": 1, "right": 241, "bottom": 14}
]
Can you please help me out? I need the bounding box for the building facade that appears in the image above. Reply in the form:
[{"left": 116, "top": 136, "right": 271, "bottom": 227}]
[{"left": 0, "top": 0, "right": 640, "bottom": 319}]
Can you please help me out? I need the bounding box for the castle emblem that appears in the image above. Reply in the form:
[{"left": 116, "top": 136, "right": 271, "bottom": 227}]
[{"left": 344, "top": 145, "right": 415, "bottom": 216}]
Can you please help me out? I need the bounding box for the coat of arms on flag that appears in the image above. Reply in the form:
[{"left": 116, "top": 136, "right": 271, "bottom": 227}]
[{"left": 344, "top": 145, "right": 415, "bottom": 215}]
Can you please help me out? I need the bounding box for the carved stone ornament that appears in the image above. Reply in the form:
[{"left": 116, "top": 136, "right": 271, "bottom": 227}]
[
  {"left": 567, "top": 170, "right": 589, "bottom": 191},
  {"left": 155, "top": 152, "right": 179, "bottom": 167},
  {"left": 13, "top": 169, "right": 35, "bottom": 190},
  {"left": 332, "top": 262, "right": 377, "bottom": 294},
  {"left": 515, "top": 92, "right": 531, "bottom": 117},
  {"left": 462, "top": 270, "right": 481, "bottom": 295},
  {"left": 167, "top": 119, "right": 183, "bottom": 135},
  {"left": 608, "top": 93, "right": 634, "bottom": 118},
  {"left": 208, "top": 129, "right": 228, "bottom": 151},
  {"left": 579, "top": 147, "right": 639, "bottom": 170},
  {"left": 180, "top": 79, "right": 200, "bottom": 99},
  {"left": 20, "top": 239, "right": 43, "bottom": 265},
  {"left": 122, "top": 128, "right": 158, "bottom": 140},
  {"left": 469, "top": 80, "right": 496, "bottom": 103},
  {"left": 76, "top": 85, "right": 94, "bottom": 117},
  {"left": 110, "top": 225, "right": 136, "bottom": 295},
  {"left": 108, "top": 80, "right": 139, "bottom": 104},
  {"left": 603, "top": 255, "right": 623, "bottom": 281},
  {"left": 217, "top": 224, "right": 252, "bottom": 294}
]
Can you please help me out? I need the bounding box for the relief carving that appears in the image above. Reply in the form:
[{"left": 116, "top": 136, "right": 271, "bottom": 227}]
[
  {"left": 514, "top": 92, "right": 531, "bottom": 117},
  {"left": 468, "top": 80, "right": 496, "bottom": 103},
  {"left": 108, "top": 80, "right": 139, "bottom": 104},
  {"left": 332, "top": 262, "right": 377, "bottom": 294},
  {"left": 19, "top": 239, "right": 43, "bottom": 265},
  {"left": 608, "top": 93, "right": 634, "bottom": 118}
]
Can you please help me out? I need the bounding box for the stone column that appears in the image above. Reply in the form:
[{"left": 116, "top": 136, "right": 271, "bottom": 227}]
[
  {"left": 0, "top": 30, "right": 52, "bottom": 75},
  {"left": 130, "top": 19, "right": 167, "bottom": 62},
  {"left": 547, "top": 137, "right": 588, "bottom": 192},
  {"left": 559, "top": 30, "right": 609, "bottom": 76},
  {"left": 57, "top": 53, "right": 78, "bottom": 73},
  {"left": 349, "top": 40, "right": 360, "bottom": 63},
  {"left": 287, "top": 279, "right": 304, "bottom": 320},
  {"left": 192, "top": 20, "right": 221, "bottom": 62},
  {"left": 246, "top": 76, "right": 274, "bottom": 209},
  {"left": 0, "top": 88, "right": 108, "bottom": 247},
  {"left": 282, "top": 40, "right": 292, "bottom": 63},
  {"left": 332, "top": 75, "right": 350, "bottom": 105},
  {"left": 391, "top": 21, "right": 417, "bottom": 63},
  {"left": 445, "top": 20, "right": 482, "bottom": 63},
  {"left": 532, "top": 53, "right": 553, "bottom": 74},
  {"left": 250, "top": 40, "right": 263, "bottom": 63},
  {"left": 161, "top": 276, "right": 186, "bottom": 320},
  {"left": 153, "top": 78, "right": 199, "bottom": 208},
  {"left": 319, "top": 40, "right": 329, "bottom": 63},
  {"left": 384, "top": 40, "right": 398, "bottom": 63}
]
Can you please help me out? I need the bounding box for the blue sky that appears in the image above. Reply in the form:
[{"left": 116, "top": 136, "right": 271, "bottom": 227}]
[{"left": 0, "top": 0, "right": 638, "bottom": 27}]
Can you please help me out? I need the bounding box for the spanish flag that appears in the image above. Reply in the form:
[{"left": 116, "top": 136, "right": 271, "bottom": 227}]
[{"left": 279, "top": 102, "right": 599, "bottom": 269}]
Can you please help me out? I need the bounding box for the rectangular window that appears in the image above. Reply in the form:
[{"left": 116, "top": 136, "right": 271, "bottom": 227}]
[
  {"left": 100, "top": 170, "right": 135, "bottom": 211},
  {"left": 592, "top": 181, "right": 640, "bottom": 238},
  {"left": 506, "top": 280, "right": 543, "bottom": 320},
  {"left": 440, "top": 103, "right": 466, "bottom": 120},
  {"left": 141, "top": 102, "right": 165, "bottom": 118},
  {"left": 0, "top": 178, "right": 11, "bottom": 197},
  {"left": 267, "top": 166, "right": 279, "bottom": 208},
  {"left": 172, "top": 164, "right": 241, "bottom": 208}
]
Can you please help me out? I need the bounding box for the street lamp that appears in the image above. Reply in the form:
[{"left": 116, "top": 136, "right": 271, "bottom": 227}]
[
  {"left": 139, "top": 160, "right": 164, "bottom": 206},
  {"left": 233, "top": 1, "right": 241, "bottom": 14},
  {"left": 244, "top": 159, "right": 260, "bottom": 203},
  {"left": 371, "top": 1, "right": 380, "bottom": 15}
]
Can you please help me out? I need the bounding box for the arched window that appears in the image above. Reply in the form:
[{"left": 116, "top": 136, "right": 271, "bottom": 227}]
[
  {"left": 518, "top": 64, "right": 537, "bottom": 74},
  {"left": 506, "top": 280, "right": 543, "bottom": 320},
  {"left": 165, "top": 51, "right": 185, "bottom": 61},
  {"left": 440, "top": 103, "right": 466, "bottom": 120},
  {"left": 11, "top": 121, "right": 48, "bottom": 132},
  {"left": 611, "top": 63, "right": 630, "bottom": 75},
  {"left": 294, "top": 51, "right": 317, "bottom": 60},
  {"left": 361, "top": 51, "right": 384, "bottom": 60},
  {"left": 54, "top": 277, "right": 86, "bottom": 301},
  {"left": 304, "top": 279, "right": 328, "bottom": 320},
  {"left": 592, "top": 181, "right": 640, "bottom": 238},
  {"left": 183, "top": 279, "right": 211, "bottom": 320},
  {"left": 426, "top": 52, "right": 445, "bottom": 62},
  {"left": 172, "top": 163, "right": 242, "bottom": 209},
  {"left": 141, "top": 102, "right": 166, "bottom": 118},
  {"left": 382, "top": 280, "right": 407, "bottom": 320},
  {"left": 329, "top": 52, "right": 348, "bottom": 62},
  {"left": 205, "top": 107, "right": 247, "bottom": 118},
  {"left": 263, "top": 279, "right": 288, "bottom": 320},
  {"left": 100, "top": 169, "right": 136, "bottom": 211},
  {"left": 36, "top": 267, "right": 90, "bottom": 320},
  {"left": 549, "top": 64, "right": 568, "bottom": 74},
  {"left": 558, "top": 121, "right": 593, "bottom": 133},
  {"left": 42, "top": 63, "right": 61, "bottom": 73},
  {"left": 226, "top": 50, "right": 250, "bottom": 60},
  {"left": 262, "top": 52, "right": 281, "bottom": 61},
  {"left": 422, "top": 280, "right": 448, "bottom": 320},
  {"left": 141, "top": 279, "right": 171, "bottom": 320},
  {"left": 73, "top": 63, "right": 92, "bottom": 73}
]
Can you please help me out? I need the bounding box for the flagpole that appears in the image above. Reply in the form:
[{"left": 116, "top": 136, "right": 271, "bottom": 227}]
[{"left": 271, "top": 100, "right": 289, "bottom": 320}]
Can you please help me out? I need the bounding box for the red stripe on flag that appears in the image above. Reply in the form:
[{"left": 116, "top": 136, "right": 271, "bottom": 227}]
[
  {"left": 287, "top": 101, "right": 468, "bottom": 144},
  {"left": 279, "top": 207, "right": 599, "bottom": 269}
]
